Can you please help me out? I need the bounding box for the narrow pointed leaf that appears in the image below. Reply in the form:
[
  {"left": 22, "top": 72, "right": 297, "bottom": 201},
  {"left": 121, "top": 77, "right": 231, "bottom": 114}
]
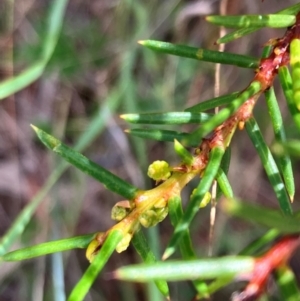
[
  {"left": 139, "top": 40, "right": 259, "bottom": 68},
  {"left": 216, "top": 148, "right": 231, "bottom": 198},
  {"left": 265, "top": 87, "right": 294, "bottom": 201},
  {"left": 174, "top": 140, "right": 194, "bottom": 165},
  {"left": 279, "top": 3, "right": 300, "bottom": 15},
  {"left": 67, "top": 230, "right": 123, "bottom": 301},
  {"left": 279, "top": 66, "right": 300, "bottom": 132},
  {"left": 127, "top": 129, "right": 192, "bottom": 145},
  {"left": 0, "top": 93, "right": 121, "bottom": 256},
  {"left": 132, "top": 231, "right": 169, "bottom": 298},
  {"left": 185, "top": 81, "right": 261, "bottom": 145},
  {"left": 216, "top": 4, "right": 300, "bottom": 44},
  {"left": 0, "top": 0, "right": 68, "bottom": 100},
  {"left": 204, "top": 276, "right": 235, "bottom": 297},
  {"left": 217, "top": 28, "right": 259, "bottom": 44},
  {"left": 207, "top": 15, "right": 295, "bottom": 28},
  {"left": 167, "top": 196, "right": 210, "bottom": 298},
  {"left": 0, "top": 234, "right": 95, "bottom": 262},
  {"left": 245, "top": 118, "right": 293, "bottom": 215},
  {"left": 276, "top": 266, "right": 300, "bottom": 301},
  {"left": 115, "top": 257, "right": 254, "bottom": 282},
  {"left": 185, "top": 92, "right": 239, "bottom": 112},
  {"left": 163, "top": 146, "right": 224, "bottom": 259},
  {"left": 290, "top": 38, "right": 300, "bottom": 110},
  {"left": 272, "top": 140, "right": 300, "bottom": 157},
  {"left": 239, "top": 229, "right": 280, "bottom": 256},
  {"left": 216, "top": 168, "right": 233, "bottom": 198},
  {"left": 168, "top": 196, "right": 196, "bottom": 260},
  {"left": 32, "top": 125, "right": 139, "bottom": 200},
  {"left": 240, "top": 212, "right": 300, "bottom": 256},
  {"left": 222, "top": 198, "right": 299, "bottom": 232},
  {"left": 121, "top": 112, "right": 212, "bottom": 124}
]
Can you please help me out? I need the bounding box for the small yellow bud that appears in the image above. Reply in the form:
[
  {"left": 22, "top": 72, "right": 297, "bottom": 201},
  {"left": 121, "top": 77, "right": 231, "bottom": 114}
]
[
  {"left": 86, "top": 232, "right": 106, "bottom": 262},
  {"left": 116, "top": 233, "right": 133, "bottom": 253},
  {"left": 190, "top": 190, "right": 211, "bottom": 208},
  {"left": 147, "top": 160, "right": 171, "bottom": 181},
  {"left": 111, "top": 200, "right": 133, "bottom": 221},
  {"left": 139, "top": 207, "right": 168, "bottom": 228},
  {"left": 199, "top": 192, "right": 212, "bottom": 208}
]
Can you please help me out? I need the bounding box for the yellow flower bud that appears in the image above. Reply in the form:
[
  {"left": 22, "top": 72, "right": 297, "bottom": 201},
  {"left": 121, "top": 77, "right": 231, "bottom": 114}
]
[
  {"left": 116, "top": 233, "right": 133, "bottom": 253},
  {"left": 147, "top": 160, "right": 171, "bottom": 181}
]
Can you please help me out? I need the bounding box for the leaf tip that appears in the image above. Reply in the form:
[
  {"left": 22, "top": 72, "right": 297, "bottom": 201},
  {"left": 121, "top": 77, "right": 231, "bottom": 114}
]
[
  {"left": 138, "top": 40, "right": 146, "bottom": 45},
  {"left": 120, "top": 114, "right": 135, "bottom": 122},
  {"left": 31, "top": 125, "right": 60, "bottom": 150},
  {"left": 162, "top": 248, "right": 174, "bottom": 260},
  {"left": 30, "top": 124, "right": 38, "bottom": 133}
]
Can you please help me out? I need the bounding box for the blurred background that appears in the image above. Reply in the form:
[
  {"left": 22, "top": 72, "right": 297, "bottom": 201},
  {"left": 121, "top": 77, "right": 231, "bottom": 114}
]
[{"left": 1, "top": 0, "right": 300, "bottom": 300}]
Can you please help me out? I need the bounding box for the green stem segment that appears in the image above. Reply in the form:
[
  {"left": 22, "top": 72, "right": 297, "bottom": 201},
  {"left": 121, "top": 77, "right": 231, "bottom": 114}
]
[
  {"left": 132, "top": 231, "right": 169, "bottom": 298},
  {"left": 67, "top": 230, "right": 123, "bottom": 301},
  {"left": 163, "top": 146, "right": 225, "bottom": 259},
  {"left": 168, "top": 196, "right": 210, "bottom": 298}
]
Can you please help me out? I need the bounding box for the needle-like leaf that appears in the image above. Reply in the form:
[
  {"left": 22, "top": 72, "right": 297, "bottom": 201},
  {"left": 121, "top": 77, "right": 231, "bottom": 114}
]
[
  {"left": 207, "top": 15, "right": 295, "bottom": 28},
  {"left": 32, "top": 125, "right": 139, "bottom": 200},
  {"left": 290, "top": 38, "right": 300, "bottom": 110},
  {"left": 121, "top": 112, "right": 212, "bottom": 124},
  {"left": 132, "top": 231, "right": 169, "bottom": 298},
  {"left": 276, "top": 266, "right": 300, "bottom": 301},
  {"left": 216, "top": 168, "right": 233, "bottom": 198},
  {"left": 185, "top": 81, "right": 261, "bottom": 145},
  {"left": 265, "top": 87, "right": 295, "bottom": 201},
  {"left": 272, "top": 139, "right": 300, "bottom": 157},
  {"left": 115, "top": 256, "right": 254, "bottom": 282},
  {"left": 279, "top": 66, "right": 300, "bottom": 132},
  {"left": 185, "top": 92, "right": 239, "bottom": 112},
  {"left": 126, "top": 129, "right": 192, "bottom": 145},
  {"left": 216, "top": 148, "right": 232, "bottom": 198},
  {"left": 245, "top": 118, "right": 293, "bottom": 216},
  {"left": 0, "top": 0, "right": 68, "bottom": 100},
  {"left": 163, "top": 146, "right": 224, "bottom": 259},
  {"left": 67, "top": 230, "right": 123, "bottom": 301},
  {"left": 139, "top": 40, "right": 259, "bottom": 68},
  {"left": 0, "top": 234, "right": 95, "bottom": 262},
  {"left": 222, "top": 198, "right": 299, "bottom": 232},
  {"left": 216, "top": 4, "right": 300, "bottom": 44}
]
